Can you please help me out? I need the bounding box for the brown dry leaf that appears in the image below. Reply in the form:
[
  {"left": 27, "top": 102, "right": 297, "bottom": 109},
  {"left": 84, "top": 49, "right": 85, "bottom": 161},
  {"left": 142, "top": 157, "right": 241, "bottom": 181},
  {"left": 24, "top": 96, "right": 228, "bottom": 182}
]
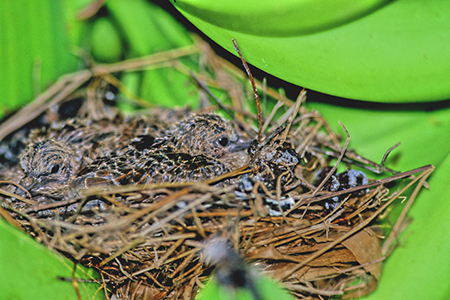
[
  {"left": 301, "top": 265, "right": 353, "bottom": 281},
  {"left": 248, "top": 244, "right": 357, "bottom": 268},
  {"left": 308, "top": 248, "right": 356, "bottom": 267},
  {"left": 118, "top": 281, "right": 164, "bottom": 300},
  {"left": 341, "top": 229, "right": 382, "bottom": 280},
  {"left": 263, "top": 261, "right": 310, "bottom": 280},
  {"left": 264, "top": 260, "right": 354, "bottom": 282},
  {"left": 247, "top": 244, "right": 295, "bottom": 261}
]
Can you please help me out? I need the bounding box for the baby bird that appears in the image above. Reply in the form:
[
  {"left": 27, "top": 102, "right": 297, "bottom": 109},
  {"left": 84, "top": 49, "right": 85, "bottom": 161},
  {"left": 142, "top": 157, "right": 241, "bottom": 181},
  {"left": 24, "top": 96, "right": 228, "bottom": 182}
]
[
  {"left": 11, "top": 116, "right": 156, "bottom": 198},
  {"left": 15, "top": 113, "right": 249, "bottom": 199},
  {"left": 26, "top": 116, "right": 160, "bottom": 165},
  {"left": 69, "top": 114, "right": 250, "bottom": 197},
  {"left": 18, "top": 140, "right": 78, "bottom": 197},
  {"left": 164, "top": 114, "right": 247, "bottom": 160}
]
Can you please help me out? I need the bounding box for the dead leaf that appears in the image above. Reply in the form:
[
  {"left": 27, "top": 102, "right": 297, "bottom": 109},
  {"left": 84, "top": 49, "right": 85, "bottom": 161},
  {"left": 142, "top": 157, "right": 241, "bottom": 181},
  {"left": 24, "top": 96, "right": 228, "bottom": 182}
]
[{"left": 341, "top": 229, "right": 382, "bottom": 280}]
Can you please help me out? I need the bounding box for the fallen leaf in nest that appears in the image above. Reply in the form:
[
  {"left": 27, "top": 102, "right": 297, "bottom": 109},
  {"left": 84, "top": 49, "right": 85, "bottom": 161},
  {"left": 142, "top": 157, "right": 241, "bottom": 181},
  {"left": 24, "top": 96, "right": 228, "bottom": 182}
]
[
  {"left": 341, "top": 228, "right": 382, "bottom": 280},
  {"left": 263, "top": 260, "right": 355, "bottom": 282},
  {"left": 247, "top": 244, "right": 356, "bottom": 267},
  {"left": 247, "top": 244, "right": 294, "bottom": 261}
]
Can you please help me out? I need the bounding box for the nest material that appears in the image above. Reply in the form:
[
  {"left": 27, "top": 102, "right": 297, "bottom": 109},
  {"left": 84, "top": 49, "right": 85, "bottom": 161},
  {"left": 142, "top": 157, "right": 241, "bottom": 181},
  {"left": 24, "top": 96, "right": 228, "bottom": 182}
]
[{"left": 0, "top": 41, "right": 432, "bottom": 300}]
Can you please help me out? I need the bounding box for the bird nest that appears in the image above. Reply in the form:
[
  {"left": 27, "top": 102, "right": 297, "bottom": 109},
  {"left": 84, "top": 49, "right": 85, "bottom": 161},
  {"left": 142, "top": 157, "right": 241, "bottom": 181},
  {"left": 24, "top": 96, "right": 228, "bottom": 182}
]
[{"left": 0, "top": 41, "right": 432, "bottom": 300}]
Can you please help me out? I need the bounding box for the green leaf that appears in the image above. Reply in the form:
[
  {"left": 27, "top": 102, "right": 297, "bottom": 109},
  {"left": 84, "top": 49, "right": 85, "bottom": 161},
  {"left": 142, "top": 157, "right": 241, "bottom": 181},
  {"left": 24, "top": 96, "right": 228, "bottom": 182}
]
[
  {"left": 197, "top": 274, "right": 295, "bottom": 300},
  {"left": 170, "top": 0, "right": 450, "bottom": 102},
  {"left": 91, "top": 17, "right": 123, "bottom": 63},
  {"left": 306, "top": 102, "right": 450, "bottom": 171},
  {"left": 0, "top": 1, "right": 77, "bottom": 117},
  {"left": 0, "top": 219, "right": 103, "bottom": 300},
  {"left": 106, "top": 0, "right": 198, "bottom": 107},
  {"left": 0, "top": 1, "right": 102, "bottom": 298},
  {"left": 174, "top": 0, "right": 390, "bottom": 36}
]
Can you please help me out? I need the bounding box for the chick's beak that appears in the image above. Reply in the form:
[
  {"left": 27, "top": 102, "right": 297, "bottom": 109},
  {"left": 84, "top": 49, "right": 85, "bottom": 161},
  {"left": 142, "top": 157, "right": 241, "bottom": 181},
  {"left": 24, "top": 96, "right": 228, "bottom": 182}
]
[{"left": 229, "top": 136, "right": 251, "bottom": 152}]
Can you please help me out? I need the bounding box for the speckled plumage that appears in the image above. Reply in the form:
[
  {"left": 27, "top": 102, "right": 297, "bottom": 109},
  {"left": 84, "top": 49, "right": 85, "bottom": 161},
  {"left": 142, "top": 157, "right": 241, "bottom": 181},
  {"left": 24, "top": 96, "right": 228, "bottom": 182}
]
[
  {"left": 19, "top": 140, "right": 78, "bottom": 196},
  {"left": 13, "top": 113, "right": 250, "bottom": 199},
  {"left": 67, "top": 114, "right": 249, "bottom": 197},
  {"left": 247, "top": 127, "right": 300, "bottom": 189}
]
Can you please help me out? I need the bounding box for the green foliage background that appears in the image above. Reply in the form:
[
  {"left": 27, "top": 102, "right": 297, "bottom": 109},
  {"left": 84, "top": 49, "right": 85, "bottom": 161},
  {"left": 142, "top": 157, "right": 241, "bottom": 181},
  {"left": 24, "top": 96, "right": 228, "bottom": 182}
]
[{"left": 1, "top": 0, "right": 449, "bottom": 299}]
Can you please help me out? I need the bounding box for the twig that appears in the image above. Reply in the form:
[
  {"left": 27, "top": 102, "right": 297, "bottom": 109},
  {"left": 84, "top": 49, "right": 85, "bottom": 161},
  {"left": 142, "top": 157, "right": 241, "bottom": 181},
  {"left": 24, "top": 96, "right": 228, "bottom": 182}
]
[
  {"left": 72, "top": 263, "right": 82, "bottom": 300},
  {"left": 233, "top": 39, "right": 263, "bottom": 142},
  {"left": 312, "top": 121, "right": 350, "bottom": 196},
  {"left": 282, "top": 89, "right": 306, "bottom": 143},
  {"left": 381, "top": 165, "right": 434, "bottom": 254},
  {"left": 288, "top": 165, "right": 433, "bottom": 213},
  {"left": 0, "top": 44, "right": 199, "bottom": 142}
]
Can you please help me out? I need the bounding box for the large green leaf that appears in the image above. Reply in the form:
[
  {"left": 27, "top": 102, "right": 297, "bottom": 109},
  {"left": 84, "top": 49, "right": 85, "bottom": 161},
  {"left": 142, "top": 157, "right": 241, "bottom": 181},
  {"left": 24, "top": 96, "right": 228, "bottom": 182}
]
[
  {"left": 170, "top": 0, "right": 450, "bottom": 102},
  {"left": 198, "top": 274, "right": 295, "bottom": 300},
  {"left": 106, "top": 0, "right": 199, "bottom": 107},
  {"left": 307, "top": 101, "right": 450, "bottom": 171},
  {"left": 0, "top": 219, "right": 103, "bottom": 300},
  {"left": 0, "top": 1, "right": 77, "bottom": 118},
  {"left": 173, "top": 0, "right": 391, "bottom": 36}
]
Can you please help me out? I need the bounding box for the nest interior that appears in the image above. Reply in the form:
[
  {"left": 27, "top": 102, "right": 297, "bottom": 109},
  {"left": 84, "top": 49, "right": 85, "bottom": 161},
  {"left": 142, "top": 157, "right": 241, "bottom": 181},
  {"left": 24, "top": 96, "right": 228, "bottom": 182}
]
[{"left": 0, "top": 42, "right": 431, "bottom": 300}]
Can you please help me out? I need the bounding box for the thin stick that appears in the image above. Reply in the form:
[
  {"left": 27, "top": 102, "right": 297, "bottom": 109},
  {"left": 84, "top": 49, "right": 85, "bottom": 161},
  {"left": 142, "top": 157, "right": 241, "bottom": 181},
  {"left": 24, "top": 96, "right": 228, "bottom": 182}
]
[
  {"left": 72, "top": 263, "right": 82, "bottom": 300},
  {"left": 282, "top": 89, "right": 306, "bottom": 143},
  {"left": 0, "top": 71, "right": 91, "bottom": 142},
  {"left": 0, "top": 44, "right": 199, "bottom": 142},
  {"left": 0, "top": 184, "right": 34, "bottom": 205},
  {"left": 0, "top": 206, "right": 25, "bottom": 232},
  {"left": 232, "top": 39, "right": 263, "bottom": 142},
  {"left": 210, "top": 47, "right": 294, "bottom": 107},
  {"left": 312, "top": 121, "right": 350, "bottom": 196},
  {"left": 379, "top": 142, "right": 401, "bottom": 172},
  {"left": 286, "top": 164, "right": 432, "bottom": 216},
  {"left": 381, "top": 165, "right": 434, "bottom": 254},
  {"left": 262, "top": 100, "right": 284, "bottom": 133}
]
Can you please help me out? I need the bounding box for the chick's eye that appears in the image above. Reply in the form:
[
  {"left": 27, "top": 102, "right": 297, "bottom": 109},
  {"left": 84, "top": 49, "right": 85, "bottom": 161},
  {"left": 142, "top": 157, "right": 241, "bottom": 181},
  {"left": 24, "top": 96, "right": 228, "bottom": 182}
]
[
  {"left": 217, "top": 137, "right": 230, "bottom": 147},
  {"left": 49, "top": 163, "right": 60, "bottom": 174}
]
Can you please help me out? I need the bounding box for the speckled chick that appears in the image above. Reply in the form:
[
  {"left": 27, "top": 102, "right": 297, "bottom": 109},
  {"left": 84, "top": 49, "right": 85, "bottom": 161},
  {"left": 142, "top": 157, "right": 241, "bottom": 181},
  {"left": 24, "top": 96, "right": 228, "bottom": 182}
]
[
  {"left": 68, "top": 114, "right": 250, "bottom": 197},
  {"left": 18, "top": 140, "right": 78, "bottom": 197},
  {"left": 10, "top": 116, "right": 158, "bottom": 198}
]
